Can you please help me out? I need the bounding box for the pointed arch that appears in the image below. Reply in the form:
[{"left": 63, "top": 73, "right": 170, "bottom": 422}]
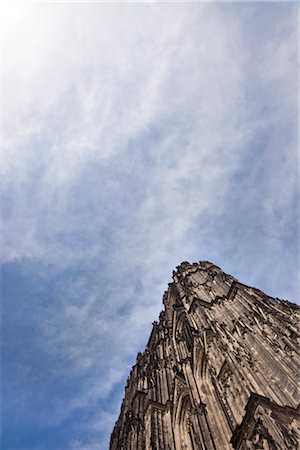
[
  {"left": 174, "top": 392, "right": 192, "bottom": 449},
  {"left": 173, "top": 310, "right": 195, "bottom": 363}
]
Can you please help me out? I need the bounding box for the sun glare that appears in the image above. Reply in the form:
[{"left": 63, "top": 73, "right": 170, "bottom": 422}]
[{"left": 1, "top": 1, "right": 25, "bottom": 40}]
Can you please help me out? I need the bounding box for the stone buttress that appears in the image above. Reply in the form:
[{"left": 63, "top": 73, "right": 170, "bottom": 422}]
[{"left": 110, "top": 262, "right": 299, "bottom": 450}]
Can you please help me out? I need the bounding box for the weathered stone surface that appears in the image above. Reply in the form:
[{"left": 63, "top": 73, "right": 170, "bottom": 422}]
[{"left": 110, "top": 262, "right": 299, "bottom": 450}]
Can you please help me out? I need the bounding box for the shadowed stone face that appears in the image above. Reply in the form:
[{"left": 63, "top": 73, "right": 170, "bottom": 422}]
[{"left": 110, "top": 262, "right": 300, "bottom": 450}]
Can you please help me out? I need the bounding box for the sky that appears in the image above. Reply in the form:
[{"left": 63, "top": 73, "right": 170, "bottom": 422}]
[{"left": 1, "top": 2, "right": 299, "bottom": 449}]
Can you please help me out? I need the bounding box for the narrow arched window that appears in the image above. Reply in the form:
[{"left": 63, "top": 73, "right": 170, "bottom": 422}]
[{"left": 183, "top": 320, "right": 193, "bottom": 354}]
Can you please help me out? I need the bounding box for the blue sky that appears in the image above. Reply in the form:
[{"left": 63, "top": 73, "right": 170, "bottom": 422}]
[{"left": 1, "top": 2, "right": 299, "bottom": 449}]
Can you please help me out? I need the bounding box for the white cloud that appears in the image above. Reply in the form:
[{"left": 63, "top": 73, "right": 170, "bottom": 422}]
[{"left": 4, "top": 3, "right": 250, "bottom": 263}]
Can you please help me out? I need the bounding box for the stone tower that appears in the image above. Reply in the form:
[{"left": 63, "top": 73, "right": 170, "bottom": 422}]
[{"left": 110, "top": 261, "right": 299, "bottom": 449}]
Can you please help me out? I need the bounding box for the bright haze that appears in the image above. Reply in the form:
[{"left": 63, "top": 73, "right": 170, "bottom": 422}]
[{"left": 2, "top": 2, "right": 298, "bottom": 449}]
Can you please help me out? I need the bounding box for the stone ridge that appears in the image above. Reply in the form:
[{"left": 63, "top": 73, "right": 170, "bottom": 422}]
[{"left": 110, "top": 261, "right": 299, "bottom": 450}]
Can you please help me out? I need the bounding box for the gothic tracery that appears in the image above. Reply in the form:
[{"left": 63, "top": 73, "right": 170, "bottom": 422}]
[{"left": 110, "top": 262, "right": 299, "bottom": 450}]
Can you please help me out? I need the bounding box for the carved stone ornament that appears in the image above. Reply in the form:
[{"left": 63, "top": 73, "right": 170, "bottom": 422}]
[{"left": 110, "top": 262, "right": 300, "bottom": 450}]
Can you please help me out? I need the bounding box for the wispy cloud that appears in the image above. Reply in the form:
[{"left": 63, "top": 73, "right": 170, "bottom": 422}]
[{"left": 2, "top": 2, "right": 298, "bottom": 449}]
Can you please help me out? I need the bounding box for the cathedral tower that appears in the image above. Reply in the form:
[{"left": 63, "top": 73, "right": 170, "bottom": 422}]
[{"left": 110, "top": 262, "right": 299, "bottom": 449}]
